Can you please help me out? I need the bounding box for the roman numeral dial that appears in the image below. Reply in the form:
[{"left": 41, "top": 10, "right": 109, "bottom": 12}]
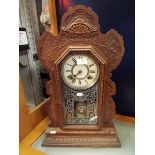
[{"left": 61, "top": 54, "right": 99, "bottom": 90}]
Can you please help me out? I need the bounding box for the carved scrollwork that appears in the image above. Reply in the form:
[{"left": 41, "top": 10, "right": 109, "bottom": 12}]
[
  {"left": 107, "top": 79, "right": 116, "bottom": 96},
  {"left": 46, "top": 80, "right": 53, "bottom": 96},
  {"left": 103, "top": 96, "right": 116, "bottom": 126},
  {"left": 37, "top": 31, "right": 68, "bottom": 71},
  {"left": 91, "top": 29, "right": 125, "bottom": 71}
]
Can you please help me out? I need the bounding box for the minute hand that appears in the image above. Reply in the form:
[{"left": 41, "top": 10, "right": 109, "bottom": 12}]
[{"left": 72, "top": 70, "right": 82, "bottom": 82}]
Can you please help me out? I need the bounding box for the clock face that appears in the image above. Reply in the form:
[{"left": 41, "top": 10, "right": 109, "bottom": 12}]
[{"left": 61, "top": 54, "right": 99, "bottom": 90}]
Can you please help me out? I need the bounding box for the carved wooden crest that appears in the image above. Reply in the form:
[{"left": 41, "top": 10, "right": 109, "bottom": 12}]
[
  {"left": 37, "top": 5, "right": 125, "bottom": 147},
  {"left": 60, "top": 6, "right": 99, "bottom": 37}
]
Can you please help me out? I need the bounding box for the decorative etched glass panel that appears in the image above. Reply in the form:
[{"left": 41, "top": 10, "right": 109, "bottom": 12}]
[{"left": 62, "top": 83, "right": 98, "bottom": 125}]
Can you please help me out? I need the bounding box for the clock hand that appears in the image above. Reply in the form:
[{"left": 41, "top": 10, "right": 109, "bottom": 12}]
[
  {"left": 72, "top": 70, "right": 82, "bottom": 82},
  {"left": 72, "top": 57, "right": 77, "bottom": 64}
]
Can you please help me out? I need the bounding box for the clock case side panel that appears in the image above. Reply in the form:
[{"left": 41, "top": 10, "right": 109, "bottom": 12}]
[
  {"left": 37, "top": 31, "right": 64, "bottom": 127},
  {"left": 53, "top": 46, "right": 107, "bottom": 131}
]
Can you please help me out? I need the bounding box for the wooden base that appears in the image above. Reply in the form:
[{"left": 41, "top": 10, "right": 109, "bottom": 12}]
[{"left": 42, "top": 126, "right": 121, "bottom": 147}]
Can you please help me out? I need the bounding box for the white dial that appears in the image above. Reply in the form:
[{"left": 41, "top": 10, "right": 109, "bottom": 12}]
[{"left": 61, "top": 54, "right": 99, "bottom": 90}]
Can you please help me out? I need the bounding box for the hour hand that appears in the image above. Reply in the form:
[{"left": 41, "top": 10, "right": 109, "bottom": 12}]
[
  {"left": 72, "top": 74, "right": 77, "bottom": 83},
  {"left": 67, "top": 75, "right": 74, "bottom": 80},
  {"left": 67, "top": 74, "right": 77, "bottom": 81}
]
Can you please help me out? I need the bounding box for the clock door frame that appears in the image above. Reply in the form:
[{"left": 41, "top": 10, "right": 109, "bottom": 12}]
[{"left": 54, "top": 45, "right": 107, "bottom": 131}]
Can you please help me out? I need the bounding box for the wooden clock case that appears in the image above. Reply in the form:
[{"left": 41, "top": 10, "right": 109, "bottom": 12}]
[{"left": 37, "top": 5, "right": 125, "bottom": 147}]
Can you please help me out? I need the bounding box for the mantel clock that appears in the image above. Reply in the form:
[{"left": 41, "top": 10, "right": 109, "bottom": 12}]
[{"left": 37, "top": 5, "right": 125, "bottom": 147}]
